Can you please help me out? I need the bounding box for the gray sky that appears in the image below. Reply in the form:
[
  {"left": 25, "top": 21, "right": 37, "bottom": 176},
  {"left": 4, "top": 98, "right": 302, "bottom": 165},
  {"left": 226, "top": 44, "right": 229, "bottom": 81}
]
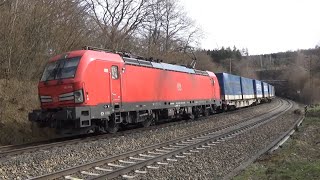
[{"left": 180, "top": 0, "right": 320, "bottom": 55}]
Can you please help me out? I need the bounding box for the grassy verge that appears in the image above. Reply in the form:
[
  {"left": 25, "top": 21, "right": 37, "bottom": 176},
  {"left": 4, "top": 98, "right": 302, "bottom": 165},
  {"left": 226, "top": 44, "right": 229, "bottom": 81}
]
[
  {"left": 234, "top": 106, "right": 320, "bottom": 180},
  {"left": 0, "top": 79, "right": 54, "bottom": 145}
]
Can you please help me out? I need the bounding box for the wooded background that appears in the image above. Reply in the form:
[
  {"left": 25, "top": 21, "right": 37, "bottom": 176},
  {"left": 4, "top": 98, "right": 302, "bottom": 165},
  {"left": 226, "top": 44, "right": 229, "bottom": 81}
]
[
  {"left": 0, "top": 0, "right": 319, "bottom": 145},
  {"left": 0, "top": 0, "right": 213, "bottom": 81}
]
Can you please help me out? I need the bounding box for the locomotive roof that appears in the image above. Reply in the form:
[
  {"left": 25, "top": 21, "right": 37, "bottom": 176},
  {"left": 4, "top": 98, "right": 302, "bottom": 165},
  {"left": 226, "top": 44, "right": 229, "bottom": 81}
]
[
  {"left": 49, "top": 47, "right": 210, "bottom": 76},
  {"left": 123, "top": 57, "right": 209, "bottom": 76},
  {"left": 81, "top": 46, "right": 210, "bottom": 76}
]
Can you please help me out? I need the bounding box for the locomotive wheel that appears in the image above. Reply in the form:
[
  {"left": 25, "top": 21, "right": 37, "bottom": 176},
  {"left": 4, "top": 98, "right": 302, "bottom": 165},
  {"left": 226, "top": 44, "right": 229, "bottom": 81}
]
[
  {"left": 209, "top": 108, "right": 216, "bottom": 115},
  {"left": 194, "top": 114, "right": 200, "bottom": 119},
  {"left": 188, "top": 113, "right": 195, "bottom": 120},
  {"left": 192, "top": 107, "right": 200, "bottom": 120},
  {"left": 223, "top": 105, "right": 228, "bottom": 112},
  {"left": 140, "top": 118, "right": 153, "bottom": 128},
  {"left": 203, "top": 109, "right": 209, "bottom": 117},
  {"left": 106, "top": 120, "right": 119, "bottom": 134}
]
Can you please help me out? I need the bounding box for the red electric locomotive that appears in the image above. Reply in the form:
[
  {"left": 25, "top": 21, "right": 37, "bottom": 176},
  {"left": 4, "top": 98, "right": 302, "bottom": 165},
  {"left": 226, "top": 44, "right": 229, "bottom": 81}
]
[{"left": 29, "top": 47, "right": 222, "bottom": 134}]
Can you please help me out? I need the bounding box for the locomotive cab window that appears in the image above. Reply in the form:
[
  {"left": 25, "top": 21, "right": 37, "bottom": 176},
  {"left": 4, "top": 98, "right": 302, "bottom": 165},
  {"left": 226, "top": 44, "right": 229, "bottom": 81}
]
[
  {"left": 40, "top": 56, "right": 81, "bottom": 81},
  {"left": 111, "top": 65, "right": 119, "bottom": 79}
]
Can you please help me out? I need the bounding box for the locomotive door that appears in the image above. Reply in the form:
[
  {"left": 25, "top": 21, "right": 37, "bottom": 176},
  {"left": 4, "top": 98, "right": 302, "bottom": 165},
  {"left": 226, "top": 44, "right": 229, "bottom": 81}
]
[
  {"left": 210, "top": 77, "right": 215, "bottom": 98},
  {"left": 110, "top": 64, "right": 122, "bottom": 106}
]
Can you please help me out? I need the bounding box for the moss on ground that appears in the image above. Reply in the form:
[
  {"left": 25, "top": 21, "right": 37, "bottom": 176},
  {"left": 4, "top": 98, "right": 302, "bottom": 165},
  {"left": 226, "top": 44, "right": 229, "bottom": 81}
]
[{"left": 234, "top": 106, "right": 320, "bottom": 180}]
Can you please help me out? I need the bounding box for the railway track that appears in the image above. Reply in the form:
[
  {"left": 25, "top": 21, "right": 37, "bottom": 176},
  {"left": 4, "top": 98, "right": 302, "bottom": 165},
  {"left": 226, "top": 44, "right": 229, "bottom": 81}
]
[
  {"left": 0, "top": 99, "right": 281, "bottom": 158},
  {"left": 29, "top": 99, "right": 292, "bottom": 180}
]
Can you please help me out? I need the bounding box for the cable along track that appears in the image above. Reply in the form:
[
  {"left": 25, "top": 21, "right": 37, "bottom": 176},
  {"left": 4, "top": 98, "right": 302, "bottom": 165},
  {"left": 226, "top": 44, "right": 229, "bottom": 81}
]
[
  {"left": 29, "top": 99, "right": 292, "bottom": 180},
  {"left": 0, "top": 99, "right": 281, "bottom": 158}
]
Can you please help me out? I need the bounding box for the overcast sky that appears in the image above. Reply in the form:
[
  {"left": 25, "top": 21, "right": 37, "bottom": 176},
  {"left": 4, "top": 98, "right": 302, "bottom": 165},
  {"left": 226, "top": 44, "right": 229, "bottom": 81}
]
[{"left": 180, "top": 0, "right": 320, "bottom": 55}]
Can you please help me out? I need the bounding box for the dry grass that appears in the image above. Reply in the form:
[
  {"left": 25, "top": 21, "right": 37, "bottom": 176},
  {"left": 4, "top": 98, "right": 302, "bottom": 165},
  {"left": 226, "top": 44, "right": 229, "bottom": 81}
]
[
  {"left": 234, "top": 108, "right": 320, "bottom": 180},
  {"left": 0, "top": 79, "right": 54, "bottom": 145},
  {"left": 307, "top": 104, "right": 320, "bottom": 117}
]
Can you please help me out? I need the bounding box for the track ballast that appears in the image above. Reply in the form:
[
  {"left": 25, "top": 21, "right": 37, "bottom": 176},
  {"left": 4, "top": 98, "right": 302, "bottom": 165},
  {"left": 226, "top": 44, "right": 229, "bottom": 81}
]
[
  {"left": 29, "top": 99, "right": 292, "bottom": 180},
  {"left": 0, "top": 100, "right": 281, "bottom": 158}
]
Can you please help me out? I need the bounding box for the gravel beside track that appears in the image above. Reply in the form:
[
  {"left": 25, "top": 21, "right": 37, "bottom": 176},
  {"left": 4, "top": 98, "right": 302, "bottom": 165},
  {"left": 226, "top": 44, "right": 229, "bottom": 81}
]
[
  {"left": 0, "top": 99, "right": 279, "bottom": 179},
  {"left": 136, "top": 101, "right": 301, "bottom": 180}
]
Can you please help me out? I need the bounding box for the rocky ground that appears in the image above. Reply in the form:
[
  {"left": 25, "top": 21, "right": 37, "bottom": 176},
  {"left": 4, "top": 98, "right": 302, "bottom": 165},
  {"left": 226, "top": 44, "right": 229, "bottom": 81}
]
[
  {"left": 234, "top": 105, "right": 320, "bottom": 180},
  {"left": 135, "top": 101, "right": 302, "bottom": 180},
  {"left": 0, "top": 99, "right": 290, "bottom": 180}
]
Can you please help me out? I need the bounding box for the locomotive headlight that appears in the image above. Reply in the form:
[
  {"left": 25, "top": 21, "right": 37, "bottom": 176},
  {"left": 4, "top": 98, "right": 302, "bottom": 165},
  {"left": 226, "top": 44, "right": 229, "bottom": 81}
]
[{"left": 74, "top": 89, "right": 84, "bottom": 103}]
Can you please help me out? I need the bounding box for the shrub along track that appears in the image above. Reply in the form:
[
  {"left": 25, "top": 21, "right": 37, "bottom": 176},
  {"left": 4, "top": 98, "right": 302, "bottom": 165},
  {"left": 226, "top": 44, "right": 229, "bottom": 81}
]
[
  {"left": 27, "top": 99, "right": 291, "bottom": 180},
  {"left": 0, "top": 99, "right": 281, "bottom": 158}
]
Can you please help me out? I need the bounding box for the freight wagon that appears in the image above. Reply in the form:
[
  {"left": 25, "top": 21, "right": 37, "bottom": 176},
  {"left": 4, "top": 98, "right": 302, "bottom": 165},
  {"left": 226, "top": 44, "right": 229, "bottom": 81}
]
[
  {"left": 253, "top": 80, "right": 263, "bottom": 104},
  {"left": 262, "top": 82, "right": 269, "bottom": 99},
  {"left": 216, "top": 73, "right": 256, "bottom": 109},
  {"left": 216, "top": 73, "right": 240, "bottom": 110},
  {"left": 240, "top": 77, "right": 255, "bottom": 99},
  {"left": 261, "top": 82, "right": 276, "bottom": 102},
  {"left": 268, "top": 84, "right": 275, "bottom": 98}
]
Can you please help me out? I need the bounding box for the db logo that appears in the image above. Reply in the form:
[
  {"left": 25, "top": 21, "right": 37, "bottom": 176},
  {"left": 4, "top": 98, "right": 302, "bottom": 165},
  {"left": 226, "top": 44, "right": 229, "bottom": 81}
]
[
  {"left": 177, "top": 83, "right": 182, "bottom": 91},
  {"left": 53, "top": 97, "right": 58, "bottom": 102},
  {"left": 63, "top": 85, "right": 73, "bottom": 89}
]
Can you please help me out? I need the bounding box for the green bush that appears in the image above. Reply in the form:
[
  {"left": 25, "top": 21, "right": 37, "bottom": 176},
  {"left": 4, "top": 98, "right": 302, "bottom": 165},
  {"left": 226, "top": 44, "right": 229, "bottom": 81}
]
[{"left": 307, "top": 105, "right": 320, "bottom": 117}]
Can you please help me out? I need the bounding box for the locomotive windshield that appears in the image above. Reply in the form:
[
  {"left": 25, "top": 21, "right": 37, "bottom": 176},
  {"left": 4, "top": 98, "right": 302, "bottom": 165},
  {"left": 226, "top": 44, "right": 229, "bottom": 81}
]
[{"left": 40, "top": 56, "right": 81, "bottom": 81}]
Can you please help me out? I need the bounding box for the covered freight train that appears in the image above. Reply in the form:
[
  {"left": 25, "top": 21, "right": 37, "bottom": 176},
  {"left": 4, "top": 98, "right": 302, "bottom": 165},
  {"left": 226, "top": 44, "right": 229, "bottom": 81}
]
[
  {"left": 29, "top": 47, "right": 275, "bottom": 135},
  {"left": 216, "top": 73, "right": 274, "bottom": 110}
]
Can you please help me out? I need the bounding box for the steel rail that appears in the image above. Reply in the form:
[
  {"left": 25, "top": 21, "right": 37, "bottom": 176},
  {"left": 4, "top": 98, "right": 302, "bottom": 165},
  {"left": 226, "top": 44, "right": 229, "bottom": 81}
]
[
  {"left": 29, "top": 99, "right": 291, "bottom": 180},
  {"left": 0, "top": 99, "right": 281, "bottom": 158},
  {"left": 223, "top": 103, "right": 303, "bottom": 180}
]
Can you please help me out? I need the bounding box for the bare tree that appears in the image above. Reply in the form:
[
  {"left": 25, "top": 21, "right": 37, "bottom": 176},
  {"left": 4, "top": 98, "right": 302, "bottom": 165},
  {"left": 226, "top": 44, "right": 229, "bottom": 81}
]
[
  {"left": 0, "top": 0, "right": 94, "bottom": 80},
  {"left": 0, "top": 0, "right": 204, "bottom": 80},
  {"left": 162, "top": 0, "right": 193, "bottom": 52},
  {"left": 142, "top": 0, "right": 166, "bottom": 56},
  {"left": 3, "top": 0, "right": 19, "bottom": 82},
  {"left": 138, "top": 0, "right": 202, "bottom": 61},
  {"left": 85, "top": 0, "right": 151, "bottom": 50}
]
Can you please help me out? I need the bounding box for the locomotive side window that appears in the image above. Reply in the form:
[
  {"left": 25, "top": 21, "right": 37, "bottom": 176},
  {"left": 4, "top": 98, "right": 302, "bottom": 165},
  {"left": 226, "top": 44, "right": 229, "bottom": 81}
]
[
  {"left": 111, "top": 66, "right": 119, "bottom": 79},
  {"left": 211, "top": 78, "right": 215, "bottom": 85}
]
